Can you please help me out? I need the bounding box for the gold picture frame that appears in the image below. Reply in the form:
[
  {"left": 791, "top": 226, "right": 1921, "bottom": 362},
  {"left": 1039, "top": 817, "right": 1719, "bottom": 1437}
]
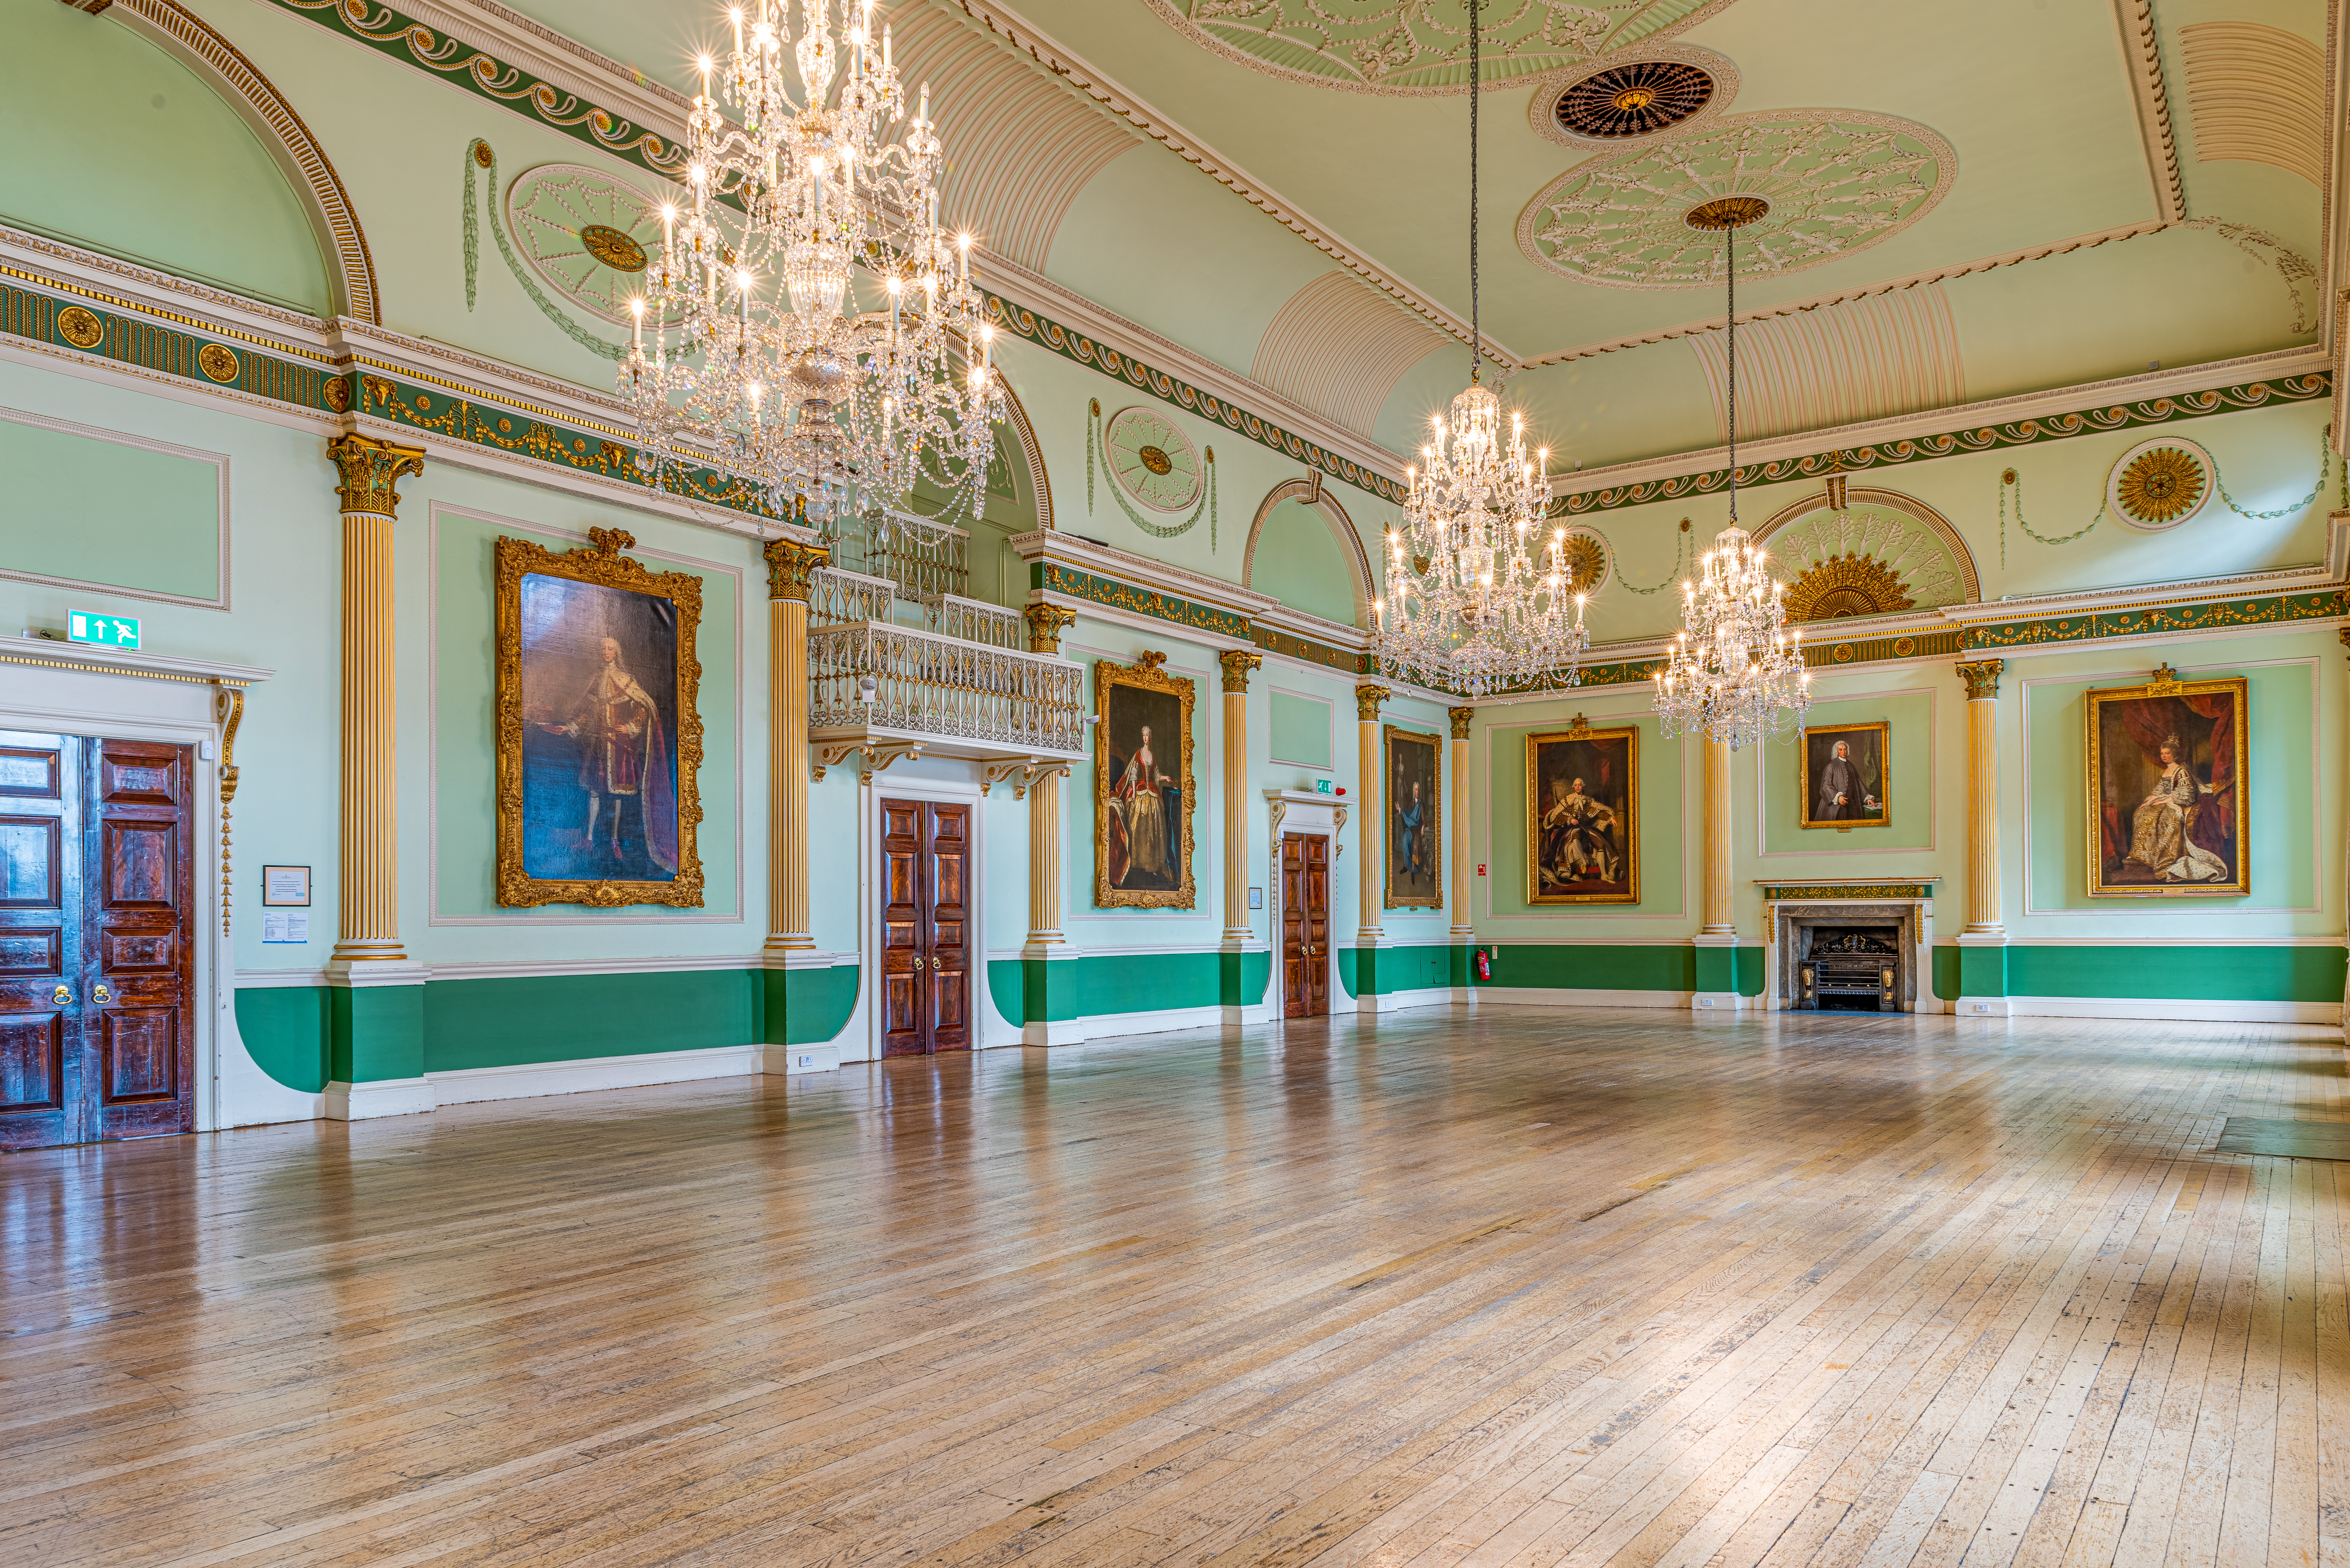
[
  {"left": 2086, "top": 668, "right": 2248, "bottom": 897},
  {"left": 1799, "top": 720, "right": 1890, "bottom": 829},
  {"left": 1383, "top": 723, "right": 1442, "bottom": 909},
  {"left": 1094, "top": 651, "right": 1197, "bottom": 909},
  {"left": 495, "top": 527, "right": 706, "bottom": 908},
  {"left": 1526, "top": 721, "right": 1639, "bottom": 905}
]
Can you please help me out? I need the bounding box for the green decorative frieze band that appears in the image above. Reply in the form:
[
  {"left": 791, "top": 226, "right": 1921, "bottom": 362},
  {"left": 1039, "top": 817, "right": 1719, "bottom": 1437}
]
[
  {"left": 990, "top": 298, "right": 1405, "bottom": 507},
  {"left": 1251, "top": 623, "right": 1369, "bottom": 674},
  {"left": 1554, "top": 373, "right": 2332, "bottom": 518},
  {"left": 1760, "top": 882, "right": 1941, "bottom": 901},
  {"left": 0, "top": 277, "right": 339, "bottom": 411},
  {"left": 1806, "top": 628, "right": 1968, "bottom": 666},
  {"left": 357, "top": 373, "right": 775, "bottom": 517},
  {"left": 1033, "top": 562, "right": 1249, "bottom": 639},
  {"left": 1963, "top": 589, "right": 2346, "bottom": 649},
  {"left": 263, "top": 0, "right": 687, "bottom": 178}
]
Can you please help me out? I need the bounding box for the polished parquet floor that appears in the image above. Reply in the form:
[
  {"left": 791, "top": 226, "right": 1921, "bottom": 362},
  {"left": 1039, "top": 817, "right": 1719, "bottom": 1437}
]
[{"left": 4, "top": 1008, "right": 2347, "bottom": 1568}]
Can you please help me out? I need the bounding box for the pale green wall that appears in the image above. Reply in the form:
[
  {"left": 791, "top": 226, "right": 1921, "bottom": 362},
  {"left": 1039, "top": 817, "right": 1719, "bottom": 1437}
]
[
  {"left": 0, "top": 0, "right": 331, "bottom": 312},
  {"left": 1269, "top": 689, "right": 1334, "bottom": 771},
  {"left": 0, "top": 415, "right": 223, "bottom": 603},
  {"left": 1248, "top": 498, "right": 1358, "bottom": 626}
]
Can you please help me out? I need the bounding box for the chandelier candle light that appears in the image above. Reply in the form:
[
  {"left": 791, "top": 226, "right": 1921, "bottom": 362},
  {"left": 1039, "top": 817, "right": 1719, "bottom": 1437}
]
[
  {"left": 1652, "top": 197, "right": 1811, "bottom": 750},
  {"left": 620, "top": 0, "right": 1003, "bottom": 525},
  {"left": 1373, "top": 0, "right": 1588, "bottom": 700}
]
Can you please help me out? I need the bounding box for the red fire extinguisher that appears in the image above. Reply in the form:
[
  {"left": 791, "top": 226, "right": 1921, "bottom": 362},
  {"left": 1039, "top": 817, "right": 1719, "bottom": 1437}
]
[{"left": 1474, "top": 948, "right": 1492, "bottom": 981}]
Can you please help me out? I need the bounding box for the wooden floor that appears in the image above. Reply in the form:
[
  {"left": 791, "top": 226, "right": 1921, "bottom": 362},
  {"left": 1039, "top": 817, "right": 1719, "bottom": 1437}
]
[{"left": 4, "top": 1008, "right": 2347, "bottom": 1568}]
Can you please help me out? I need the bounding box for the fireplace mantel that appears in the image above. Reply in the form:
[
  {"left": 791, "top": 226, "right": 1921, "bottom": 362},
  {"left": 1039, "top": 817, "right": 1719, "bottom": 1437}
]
[{"left": 1755, "top": 879, "right": 1941, "bottom": 1014}]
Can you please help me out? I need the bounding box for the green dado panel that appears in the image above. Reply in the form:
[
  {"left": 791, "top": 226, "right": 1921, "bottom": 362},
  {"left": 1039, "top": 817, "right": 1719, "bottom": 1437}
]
[
  {"left": 1470, "top": 943, "right": 1767, "bottom": 996},
  {"left": 235, "top": 987, "right": 332, "bottom": 1093},
  {"left": 1338, "top": 943, "right": 1455, "bottom": 996},
  {"left": 989, "top": 950, "right": 1227, "bottom": 1024},
  {"left": 759, "top": 964, "right": 862, "bottom": 1045},
  {"left": 0, "top": 417, "right": 221, "bottom": 601},
  {"left": 2006, "top": 945, "right": 2344, "bottom": 1002},
  {"left": 424, "top": 970, "right": 756, "bottom": 1073}
]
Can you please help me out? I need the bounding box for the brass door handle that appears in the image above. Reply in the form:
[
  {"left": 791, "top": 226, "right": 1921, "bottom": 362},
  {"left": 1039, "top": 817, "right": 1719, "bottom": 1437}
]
[
  {"left": 92, "top": 984, "right": 113, "bottom": 1004},
  {"left": 51, "top": 985, "right": 72, "bottom": 1005}
]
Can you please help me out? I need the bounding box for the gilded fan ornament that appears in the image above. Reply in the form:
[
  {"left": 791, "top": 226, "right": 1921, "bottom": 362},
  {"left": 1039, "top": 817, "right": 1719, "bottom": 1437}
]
[
  {"left": 2106, "top": 437, "right": 2212, "bottom": 530},
  {"left": 1558, "top": 529, "right": 1610, "bottom": 594},
  {"left": 1783, "top": 552, "right": 1914, "bottom": 622},
  {"left": 1516, "top": 110, "right": 1955, "bottom": 289},
  {"left": 1104, "top": 406, "right": 1203, "bottom": 513}
]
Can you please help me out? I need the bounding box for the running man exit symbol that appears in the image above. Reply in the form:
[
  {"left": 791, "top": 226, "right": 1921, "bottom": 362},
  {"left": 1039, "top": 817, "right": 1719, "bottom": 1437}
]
[{"left": 67, "top": 611, "right": 141, "bottom": 649}]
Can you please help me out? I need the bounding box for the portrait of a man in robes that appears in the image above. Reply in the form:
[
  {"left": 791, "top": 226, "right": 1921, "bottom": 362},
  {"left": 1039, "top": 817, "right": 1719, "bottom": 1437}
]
[
  {"left": 515, "top": 573, "right": 682, "bottom": 883},
  {"left": 1527, "top": 725, "right": 1638, "bottom": 904},
  {"left": 1801, "top": 723, "right": 1888, "bottom": 829}
]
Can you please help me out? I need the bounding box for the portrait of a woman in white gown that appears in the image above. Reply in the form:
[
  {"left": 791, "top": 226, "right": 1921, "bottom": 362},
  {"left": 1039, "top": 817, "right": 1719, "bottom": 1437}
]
[{"left": 2090, "top": 677, "right": 2246, "bottom": 896}]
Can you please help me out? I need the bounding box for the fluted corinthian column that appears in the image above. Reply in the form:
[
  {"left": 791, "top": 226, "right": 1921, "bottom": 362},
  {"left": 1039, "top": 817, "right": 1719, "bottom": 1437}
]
[
  {"left": 1956, "top": 660, "right": 2005, "bottom": 935},
  {"left": 1022, "top": 604, "right": 1078, "bottom": 955},
  {"left": 764, "top": 537, "right": 828, "bottom": 953},
  {"left": 1448, "top": 706, "right": 1474, "bottom": 941},
  {"left": 1218, "top": 650, "right": 1262, "bottom": 942},
  {"left": 1356, "top": 684, "right": 1388, "bottom": 945},
  {"left": 326, "top": 435, "right": 423, "bottom": 969},
  {"left": 1701, "top": 738, "right": 1734, "bottom": 937}
]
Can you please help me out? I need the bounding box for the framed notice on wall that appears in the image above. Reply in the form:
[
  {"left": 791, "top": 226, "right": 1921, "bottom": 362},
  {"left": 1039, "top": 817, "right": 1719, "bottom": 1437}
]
[{"left": 261, "top": 865, "right": 311, "bottom": 907}]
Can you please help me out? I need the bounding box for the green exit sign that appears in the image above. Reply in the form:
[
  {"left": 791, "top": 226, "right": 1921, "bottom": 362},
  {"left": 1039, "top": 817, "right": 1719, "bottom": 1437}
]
[{"left": 67, "top": 611, "right": 141, "bottom": 649}]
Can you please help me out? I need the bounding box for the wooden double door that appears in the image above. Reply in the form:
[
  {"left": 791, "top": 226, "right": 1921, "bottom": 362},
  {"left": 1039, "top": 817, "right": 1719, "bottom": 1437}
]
[
  {"left": 879, "top": 797, "right": 971, "bottom": 1057},
  {"left": 1, "top": 733, "right": 197, "bottom": 1150},
  {"left": 1281, "top": 832, "right": 1331, "bottom": 1018}
]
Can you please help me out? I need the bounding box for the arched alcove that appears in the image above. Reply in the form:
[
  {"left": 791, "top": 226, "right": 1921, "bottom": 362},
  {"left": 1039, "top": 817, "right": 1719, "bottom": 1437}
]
[
  {"left": 1753, "top": 485, "right": 1982, "bottom": 623},
  {"left": 1243, "top": 476, "right": 1374, "bottom": 628},
  {"left": 5, "top": 0, "right": 377, "bottom": 320}
]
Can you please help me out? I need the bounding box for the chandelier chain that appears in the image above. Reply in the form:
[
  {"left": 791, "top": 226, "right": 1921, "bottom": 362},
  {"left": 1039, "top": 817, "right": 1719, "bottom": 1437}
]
[
  {"left": 1725, "top": 224, "right": 1737, "bottom": 521},
  {"left": 1469, "top": 0, "right": 1479, "bottom": 382}
]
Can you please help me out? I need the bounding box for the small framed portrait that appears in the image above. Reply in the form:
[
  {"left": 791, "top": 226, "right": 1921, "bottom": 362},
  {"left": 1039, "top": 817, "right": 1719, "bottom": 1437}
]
[
  {"left": 1383, "top": 724, "right": 1441, "bottom": 909},
  {"left": 2087, "top": 670, "right": 2248, "bottom": 896},
  {"left": 1095, "top": 651, "right": 1196, "bottom": 909},
  {"left": 1800, "top": 721, "right": 1889, "bottom": 829},
  {"left": 260, "top": 866, "right": 311, "bottom": 907},
  {"left": 1527, "top": 721, "right": 1638, "bottom": 905},
  {"left": 495, "top": 527, "right": 705, "bottom": 908}
]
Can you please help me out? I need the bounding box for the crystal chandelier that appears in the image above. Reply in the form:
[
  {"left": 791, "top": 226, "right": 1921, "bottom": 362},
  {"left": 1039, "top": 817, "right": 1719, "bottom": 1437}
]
[
  {"left": 1372, "top": 0, "right": 1587, "bottom": 700},
  {"left": 619, "top": 0, "right": 1003, "bottom": 527},
  {"left": 1652, "top": 198, "right": 1811, "bottom": 749}
]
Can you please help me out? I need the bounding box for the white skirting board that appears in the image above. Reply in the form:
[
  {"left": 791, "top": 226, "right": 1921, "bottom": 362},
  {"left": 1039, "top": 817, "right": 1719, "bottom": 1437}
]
[
  {"left": 1465, "top": 986, "right": 1697, "bottom": 1010},
  {"left": 1985, "top": 995, "right": 2344, "bottom": 1025},
  {"left": 428, "top": 1043, "right": 761, "bottom": 1105},
  {"left": 1353, "top": 986, "right": 1461, "bottom": 1015}
]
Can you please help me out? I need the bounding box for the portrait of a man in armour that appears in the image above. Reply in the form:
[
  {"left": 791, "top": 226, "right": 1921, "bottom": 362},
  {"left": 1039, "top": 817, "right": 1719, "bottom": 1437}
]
[
  {"left": 2087, "top": 673, "right": 2248, "bottom": 897},
  {"left": 1384, "top": 725, "right": 1442, "bottom": 909}
]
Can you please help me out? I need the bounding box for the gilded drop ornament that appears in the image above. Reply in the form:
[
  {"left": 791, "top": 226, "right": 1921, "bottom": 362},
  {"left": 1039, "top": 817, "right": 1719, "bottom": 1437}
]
[{"left": 2106, "top": 437, "right": 2213, "bottom": 530}]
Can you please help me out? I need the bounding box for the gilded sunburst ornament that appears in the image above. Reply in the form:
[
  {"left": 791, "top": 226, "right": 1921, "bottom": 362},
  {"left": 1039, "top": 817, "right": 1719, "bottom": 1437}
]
[
  {"left": 2108, "top": 441, "right": 2210, "bottom": 529},
  {"left": 1559, "top": 529, "right": 1609, "bottom": 594},
  {"left": 1141, "top": 0, "right": 1742, "bottom": 94},
  {"left": 1516, "top": 110, "right": 1955, "bottom": 289},
  {"left": 1784, "top": 552, "right": 1914, "bottom": 623}
]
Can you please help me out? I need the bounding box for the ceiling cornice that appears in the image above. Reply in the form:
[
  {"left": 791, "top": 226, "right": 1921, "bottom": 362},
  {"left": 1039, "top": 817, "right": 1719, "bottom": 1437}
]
[
  {"left": 940, "top": 0, "right": 1522, "bottom": 365},
  {"left": 1547, "top": 346, "right": 2330, "bottom": 509},
  {"left": 2108, "top": 0, "right": 2186, "bottom": 226}
]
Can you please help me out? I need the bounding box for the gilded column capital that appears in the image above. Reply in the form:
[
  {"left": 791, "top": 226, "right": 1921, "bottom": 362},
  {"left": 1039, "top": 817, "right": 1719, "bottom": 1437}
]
[
  {"left": 1355, "top": 682, "right": 1390, "bottom": 720},
  {"left": 1448, "top": 705, "right": 1475, "bottom": 739},
  {"left": 1954, "top": 658, "right": 2004, "bottom": 700},
  {"left": 327, "top": 434, "right": 425, "bottom": 518},
  {"left": 1023, "top": 602, "right": 1077, "bottom": 654},
  {"left": 763, "top": 536, "right": 830, "bottom": 601},
  {"left": 1218, "top": 648, "right": 1263, "bottom": 693}
]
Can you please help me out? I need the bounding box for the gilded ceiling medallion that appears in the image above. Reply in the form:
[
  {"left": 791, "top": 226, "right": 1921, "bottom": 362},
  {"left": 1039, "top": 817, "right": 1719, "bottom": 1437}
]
[
  {"left": 196, "top": 343, "right": 241, "bottom": 383},
  {"left": 578, "top": 224, "right": 648, "bottom": 273},
  {"left": 1516, "top": 110, "right": 1956, "bottom": 289},
  {"left": 506, "top": 164, "right": 673, "bottom": 325},
  {"left": 1784, "top": 552, "right": 1914, "bottom": 622},
  {"left": 1104, "top": 407, "right": 1202, "bottom": 513},
  {"left": 2107, "top": 437, "right": 2212, "bottom": 530},
  {"left": 1559, "top": 529, "right": 1609, "bottom": 594},
  {"left": 1140, "top": 0, "right": 1742, "bottom": 95},
  {"left": 56, "top": 305, "right": 104, "bottom": 350},
  {"left": 1555, "top": 60, "right": 1713, "bottom": 138}
]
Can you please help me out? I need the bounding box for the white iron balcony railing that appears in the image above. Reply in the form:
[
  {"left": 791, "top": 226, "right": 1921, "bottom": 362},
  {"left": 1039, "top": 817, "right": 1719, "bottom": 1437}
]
[
  {"left": 925, "top": 593, "right": 1024, "bottom": 649},
  {"left": 808, "top": 565, "right": 899, "bottom": 628},
  {"left": 809, "top": 621, "right": 1085, "bottom": 756}
]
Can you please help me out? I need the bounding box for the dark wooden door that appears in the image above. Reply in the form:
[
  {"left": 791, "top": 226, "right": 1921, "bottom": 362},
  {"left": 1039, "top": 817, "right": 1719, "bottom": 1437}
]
[
  {"left": 1281, "top": 833, "right": 1329, "bottom": 1018},
  {"left": 84, "top": 740, "right": 196, "bottom": 1142},
  {"left": 0, "top": 734, "right": 195, "bottom": 1149},
  {"left": 0, "top": 733, "right": 82, "bottom": 1150},
  {"left": 879, "top": 797, "right": 972, "bottom": 1058}
]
